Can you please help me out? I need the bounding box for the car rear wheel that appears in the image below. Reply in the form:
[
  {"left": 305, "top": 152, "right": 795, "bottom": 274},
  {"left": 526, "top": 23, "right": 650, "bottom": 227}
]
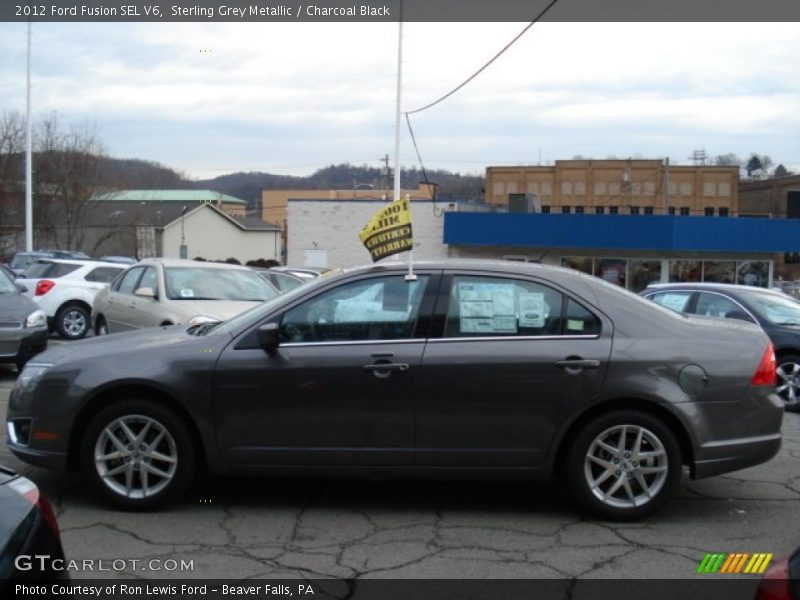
[
  {"left": 95, "top": 316, "right": 109, "bottom": 336},
  {"left": 81, "top": 400, "right": 196, "bottom": 510},
  {"left": 55, "top": 303, "right": 90, "bottom": 339},
  {"left": 776, "top": 354, "right": 800, "bottom": 412},
  {"left": 565, "top": 410, "right": 682, "bottom": 521}
]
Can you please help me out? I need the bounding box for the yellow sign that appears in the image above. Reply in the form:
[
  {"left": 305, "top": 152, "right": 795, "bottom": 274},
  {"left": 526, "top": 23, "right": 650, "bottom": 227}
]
[{"left": 359, "top": 197, "right": 413, "bottom": 262}]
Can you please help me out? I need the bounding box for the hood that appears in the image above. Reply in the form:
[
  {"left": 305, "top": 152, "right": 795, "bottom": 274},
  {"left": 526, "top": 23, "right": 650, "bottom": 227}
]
[
  {"left": 0, "top": 292, "right": 40, "bottom": 321},
  {"left": 31, "top": 324, "right": 215, "bottom": 365},
  {"left": 167, "top": 299, "right": 262, "bottom": 322}
]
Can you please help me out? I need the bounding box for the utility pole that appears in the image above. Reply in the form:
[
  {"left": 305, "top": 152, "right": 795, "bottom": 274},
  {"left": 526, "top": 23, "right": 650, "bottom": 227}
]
[
  {"left": 25, "top": 20, "right": 33, "bottom": 251},
  {"left": 380, "top": 153, "right": 391, "bottom": 192}
]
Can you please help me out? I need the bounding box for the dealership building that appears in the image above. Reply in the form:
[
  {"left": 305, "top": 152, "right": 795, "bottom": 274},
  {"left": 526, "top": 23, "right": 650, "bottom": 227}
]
[{"left": 285, "top": 163, "right": 800, "bottom": 293}]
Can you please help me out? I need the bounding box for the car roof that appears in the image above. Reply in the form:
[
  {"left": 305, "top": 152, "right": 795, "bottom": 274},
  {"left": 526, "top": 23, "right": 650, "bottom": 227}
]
[
  {"left": 31, "top": 258, "right": 124, "bottom": 268},
  {"left": 643, "top": 282, "right": 786, "bottom": 297},
  {"left": 136, "top": 258, "right": 253, "bottom": 270}
]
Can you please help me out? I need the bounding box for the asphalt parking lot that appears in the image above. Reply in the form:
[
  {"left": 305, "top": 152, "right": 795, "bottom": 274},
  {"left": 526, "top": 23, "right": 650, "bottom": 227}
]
[{"left": 1, "top": 350, "right": 799, "bottom": 581}]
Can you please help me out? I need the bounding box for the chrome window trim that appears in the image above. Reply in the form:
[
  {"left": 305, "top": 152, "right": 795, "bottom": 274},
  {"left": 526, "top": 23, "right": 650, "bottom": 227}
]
[
  {"left": 430, "top": 334, "right": 600, "bottom": 343},
  {"left": 280, "top": 338, "right": 427, "bottom": 348}
]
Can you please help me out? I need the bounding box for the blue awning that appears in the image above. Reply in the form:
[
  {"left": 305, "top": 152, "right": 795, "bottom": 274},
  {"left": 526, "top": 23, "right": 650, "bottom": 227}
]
[{"left": 443, "top": 213, "right": 800, "bottom": 253}]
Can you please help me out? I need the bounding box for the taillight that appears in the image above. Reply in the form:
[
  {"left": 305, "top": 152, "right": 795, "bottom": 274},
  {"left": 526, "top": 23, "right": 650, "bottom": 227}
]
[
  {"left": 7, "top": 476, "right": 61, "bottom": 537},
  {"left": 751, "top": 343, "right": 777, "bottom": 386},
  {"left": 755, "top": 556, "right": 791, "bottom": 600},
  {"left": 35, "top": 279, "right": 55, "bottom": 296}
]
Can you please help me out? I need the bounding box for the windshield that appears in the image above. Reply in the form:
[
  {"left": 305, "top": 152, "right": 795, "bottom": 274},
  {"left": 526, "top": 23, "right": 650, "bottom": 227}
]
[
  {"left": 164, "top": 267, "right": 278, "bottom": 301},
  {"left": 0, "top": 269, "right": 18, "bottom": 294},
  {"left": 739, "top": 290, "right": 800, "bottom": 326},
  {"left": 208, "top": 270, "right": 342, "bottom": 337}
]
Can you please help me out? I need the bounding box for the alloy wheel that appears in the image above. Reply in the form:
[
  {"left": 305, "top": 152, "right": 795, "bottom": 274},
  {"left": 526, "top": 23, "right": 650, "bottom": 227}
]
[
  {"left": 94, "top": 415, "right": 178, "bottom": 499},
  {"left": 776, "top": 362, "right": 800, "bottom": 407},
  {"left": 584, "top": 424, "right": 669, "bottom": 509},
  {"left": 61, "top": 309, "right": 87, "bottom": 337}
]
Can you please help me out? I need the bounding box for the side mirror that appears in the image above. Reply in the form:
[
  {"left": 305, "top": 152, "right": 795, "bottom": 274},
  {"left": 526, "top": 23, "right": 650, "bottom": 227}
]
[
  {"left": 135, "top": 287, "right": 156, "bottom": 299},
  {"left": 257, "top": 323, "right": 280, "bottom": 353},
  {"left": 15, "top": 283, "right": 27, "bottom": 293}
]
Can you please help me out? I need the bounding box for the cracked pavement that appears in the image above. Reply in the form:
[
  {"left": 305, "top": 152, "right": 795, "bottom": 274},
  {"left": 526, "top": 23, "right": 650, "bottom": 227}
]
[{"left": 2, "top": 362, "right": 798, "bottom": 580}]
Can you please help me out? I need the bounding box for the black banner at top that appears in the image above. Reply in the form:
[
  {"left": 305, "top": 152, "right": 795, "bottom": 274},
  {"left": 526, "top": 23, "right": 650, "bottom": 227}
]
[{"left": 2, "top": 0, "right": 799, "bottom": 22}]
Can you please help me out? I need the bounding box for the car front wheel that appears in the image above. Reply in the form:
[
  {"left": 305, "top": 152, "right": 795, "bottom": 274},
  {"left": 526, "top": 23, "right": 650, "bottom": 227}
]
[
  {"left": 81, "top": 400, "right": 196, "bottom": 509},
  {"left": 565, "top": 410, "right": 682, "bottom": 521},
  {"left": 776, "top": 354, "right": 800, "bottom": 412},
  {"left": 95, "top": 316, "right": 109, "bottom": 336}
]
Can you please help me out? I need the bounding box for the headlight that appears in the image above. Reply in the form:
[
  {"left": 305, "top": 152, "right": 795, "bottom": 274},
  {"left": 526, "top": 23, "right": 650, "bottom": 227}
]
[
  {"left": 188, "top": 315, "right": 220, "bottom": 326},
  {"left": 15, "top": 364, "right": 52, "bottom": 394},
  {"left": 25, "top": 309, "right": 46, "bottom": 328}
]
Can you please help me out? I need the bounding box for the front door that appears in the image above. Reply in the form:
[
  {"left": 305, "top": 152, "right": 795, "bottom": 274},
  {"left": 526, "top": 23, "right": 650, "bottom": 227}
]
[{"left": 213, "top": 273, "right": 436, "bottom": 466}]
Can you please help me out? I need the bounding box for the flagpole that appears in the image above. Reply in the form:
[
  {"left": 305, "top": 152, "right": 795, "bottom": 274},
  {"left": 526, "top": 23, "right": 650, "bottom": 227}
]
[
  {"left": 393, "top": 7, "right": 415, "bottom": 280},
  {"left": 25, "top": 20, "right": 33, "bottom": 252}
]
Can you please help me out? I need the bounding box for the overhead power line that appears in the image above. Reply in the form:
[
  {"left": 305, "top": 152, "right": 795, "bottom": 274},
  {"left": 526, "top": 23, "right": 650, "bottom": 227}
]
[{"left": 406, "top": 0, "right": 562, "bottom": 115}]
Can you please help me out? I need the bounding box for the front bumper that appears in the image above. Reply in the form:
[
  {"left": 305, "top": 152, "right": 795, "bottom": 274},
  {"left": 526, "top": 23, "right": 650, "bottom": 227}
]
[{"left": 0, "top": 327, "right": 48, "bottom": 364}]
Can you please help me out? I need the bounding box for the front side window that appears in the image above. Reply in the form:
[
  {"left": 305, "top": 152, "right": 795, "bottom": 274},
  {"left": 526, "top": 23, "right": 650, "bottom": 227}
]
[
  {"left": 648, "top": 291, "right": 693, "bottom": 313},
  {"left": 444, "top": 275, "right": 588, "bottom": 338},
  {"left": 137, "top": 267, "right": 158, "bottom": 294},
  {"left": 694, "top": 293, "right": 747, "bottom": 319},
  {"left": 280, "top": 275, "right": 429, "bottom": 343},
  {"left": 116, "top": 267, "right": 145, "bottom": 295}
]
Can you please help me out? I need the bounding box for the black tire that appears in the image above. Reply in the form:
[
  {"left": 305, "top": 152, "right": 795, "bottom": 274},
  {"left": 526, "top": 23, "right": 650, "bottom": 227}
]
[
  {"left": 565, "top": 410, "right": 682, "bottom": 521},
  {"left": 95, "top": 316, "right": 109, "bottom": 336},
  {"left": 55, "top": 303, "right": 90, "bottom": 340},
  {"left": 15, "top": 357, "right": 29, "bottom": 372},
  {"left": 776, "top": 354, "right": 800, "bottom": 413},
  {"left": 80, "top": 400, "right": 196, "bottom": 510}
]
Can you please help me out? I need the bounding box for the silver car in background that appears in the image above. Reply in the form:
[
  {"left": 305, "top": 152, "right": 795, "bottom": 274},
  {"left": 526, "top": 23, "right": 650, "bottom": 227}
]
[{"left": 92, "top": 258, "right": 279, "bottom": 334}]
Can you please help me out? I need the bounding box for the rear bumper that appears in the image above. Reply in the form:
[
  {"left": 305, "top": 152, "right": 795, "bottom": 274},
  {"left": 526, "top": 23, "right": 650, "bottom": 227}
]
[{"left": 692, "top": 432, "right": 782, "bottom": 479}]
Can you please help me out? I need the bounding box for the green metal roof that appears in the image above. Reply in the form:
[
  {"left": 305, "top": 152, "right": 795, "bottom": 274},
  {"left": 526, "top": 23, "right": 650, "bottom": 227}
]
[{"left": 94, "top": 190, "right": 248, "bottom": 205}]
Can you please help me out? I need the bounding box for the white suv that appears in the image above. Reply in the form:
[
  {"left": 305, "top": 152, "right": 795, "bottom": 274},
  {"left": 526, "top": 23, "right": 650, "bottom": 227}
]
[{"left": 17, "top": 259, "right": 129, "bottom": 339}]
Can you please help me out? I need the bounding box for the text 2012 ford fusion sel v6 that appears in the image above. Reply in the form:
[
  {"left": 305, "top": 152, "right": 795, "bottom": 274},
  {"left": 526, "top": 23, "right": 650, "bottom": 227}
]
[{"left": 6, "top": 261, "right": 784, "bottom": 520}]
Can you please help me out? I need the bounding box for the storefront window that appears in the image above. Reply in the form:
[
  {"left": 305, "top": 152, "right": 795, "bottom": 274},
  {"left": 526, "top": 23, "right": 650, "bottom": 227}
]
[
  {"left": 670, "top": 260, "right": 702, "bottom": 282},
  {"left": 597, "top": 258, "right": 628, "bottom": 287},
  {"left": 737, "top": 261, "right": 770, "bottom": 287},
  {"left": 629, "top": 260, "right": 662, "bottom": 292},
  {"left": 702, "top": 261, "right": 736, "bottom": 284},
  {"left": 561, "top": 257, "right": 593, "bottom": 275}
]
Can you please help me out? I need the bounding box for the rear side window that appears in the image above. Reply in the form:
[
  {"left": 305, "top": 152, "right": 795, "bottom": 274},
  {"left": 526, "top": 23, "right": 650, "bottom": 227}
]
[
  {"left": 444, "top": 275, "right": 567, "bottom": 337},
  {"left": 648, "top": 291, "right": 692, "bottom": 313},
  {"left": 565, "top": 298, "right": 602, "bottom": 335},
  {"left": 22, "top": 262, "right": 80, "bottom": 279},
  {"left": 84, "top": 267, "right": 125, "bottom": 283}
]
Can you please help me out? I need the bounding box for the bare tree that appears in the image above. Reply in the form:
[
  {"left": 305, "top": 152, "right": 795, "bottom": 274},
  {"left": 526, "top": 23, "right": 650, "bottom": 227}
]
[
  {"left": 0, "top": 111, "right": 25, "bottom": 257},
  {"left": 32, "top": 114, "right": 116, "bottom": 251}
]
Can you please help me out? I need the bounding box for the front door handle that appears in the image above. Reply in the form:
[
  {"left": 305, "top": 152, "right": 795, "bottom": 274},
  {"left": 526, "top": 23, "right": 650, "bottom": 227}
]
[
  {"left": 363, "top": 362, "right": 410, "bottom": 379},
  {"left": 555, "top": 358, "right": 600, "bottom": 374},
  {"left": 363, "top": 363, "right": 410, "bottom": 372}
]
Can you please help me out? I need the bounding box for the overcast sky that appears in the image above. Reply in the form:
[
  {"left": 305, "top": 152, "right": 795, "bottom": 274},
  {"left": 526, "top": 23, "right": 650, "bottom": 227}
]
[{"left": 0, "top": 22, "right": 798, "bottom": 179}]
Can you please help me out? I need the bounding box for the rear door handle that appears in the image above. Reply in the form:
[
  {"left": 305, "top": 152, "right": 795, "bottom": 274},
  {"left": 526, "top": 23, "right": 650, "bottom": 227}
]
[{"left": 555, "top": 358, "right": 600, "bottom": 374}]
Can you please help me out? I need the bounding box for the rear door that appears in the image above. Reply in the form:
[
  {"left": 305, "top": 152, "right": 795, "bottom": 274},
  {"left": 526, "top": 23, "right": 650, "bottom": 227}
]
[{"left": 415, "top": 272, "right": 612, "bottom": 467}]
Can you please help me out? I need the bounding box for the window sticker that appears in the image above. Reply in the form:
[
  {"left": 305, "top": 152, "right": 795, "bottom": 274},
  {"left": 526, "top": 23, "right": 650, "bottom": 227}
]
[
  {"left": 656, "top": 293, "right": 689, "bottom": 312},
  {"left": 458, "top": 282, "right": 517, "bottom": 333},
  {"left": 567, "top": 319, "right": 585, "bottom": 332},
  {"left": 180, "top": 289, "right": 195, "bottom": 298},
  {"left": 519, "top": 293, "right": 547, "bottom": 328}
]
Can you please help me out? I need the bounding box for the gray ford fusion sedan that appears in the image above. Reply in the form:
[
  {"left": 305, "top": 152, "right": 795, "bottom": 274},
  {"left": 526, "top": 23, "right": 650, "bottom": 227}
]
[{"left": 6, "top": 261, "right": 784, "bottom": 520}]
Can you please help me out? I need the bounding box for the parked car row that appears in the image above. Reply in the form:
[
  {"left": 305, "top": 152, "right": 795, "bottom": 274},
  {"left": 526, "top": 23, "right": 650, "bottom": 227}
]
[
  {"left": 6, "top": 260, "right": 784, "bottom": 520},
  {"left": 641, "top": 282, "right": 800, "bottom": 412}
]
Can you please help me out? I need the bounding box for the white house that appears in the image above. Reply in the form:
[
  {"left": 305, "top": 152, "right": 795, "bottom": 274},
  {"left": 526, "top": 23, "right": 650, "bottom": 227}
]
[{"left": 161, "top": 203, "right": 281, "bottom": 264}]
